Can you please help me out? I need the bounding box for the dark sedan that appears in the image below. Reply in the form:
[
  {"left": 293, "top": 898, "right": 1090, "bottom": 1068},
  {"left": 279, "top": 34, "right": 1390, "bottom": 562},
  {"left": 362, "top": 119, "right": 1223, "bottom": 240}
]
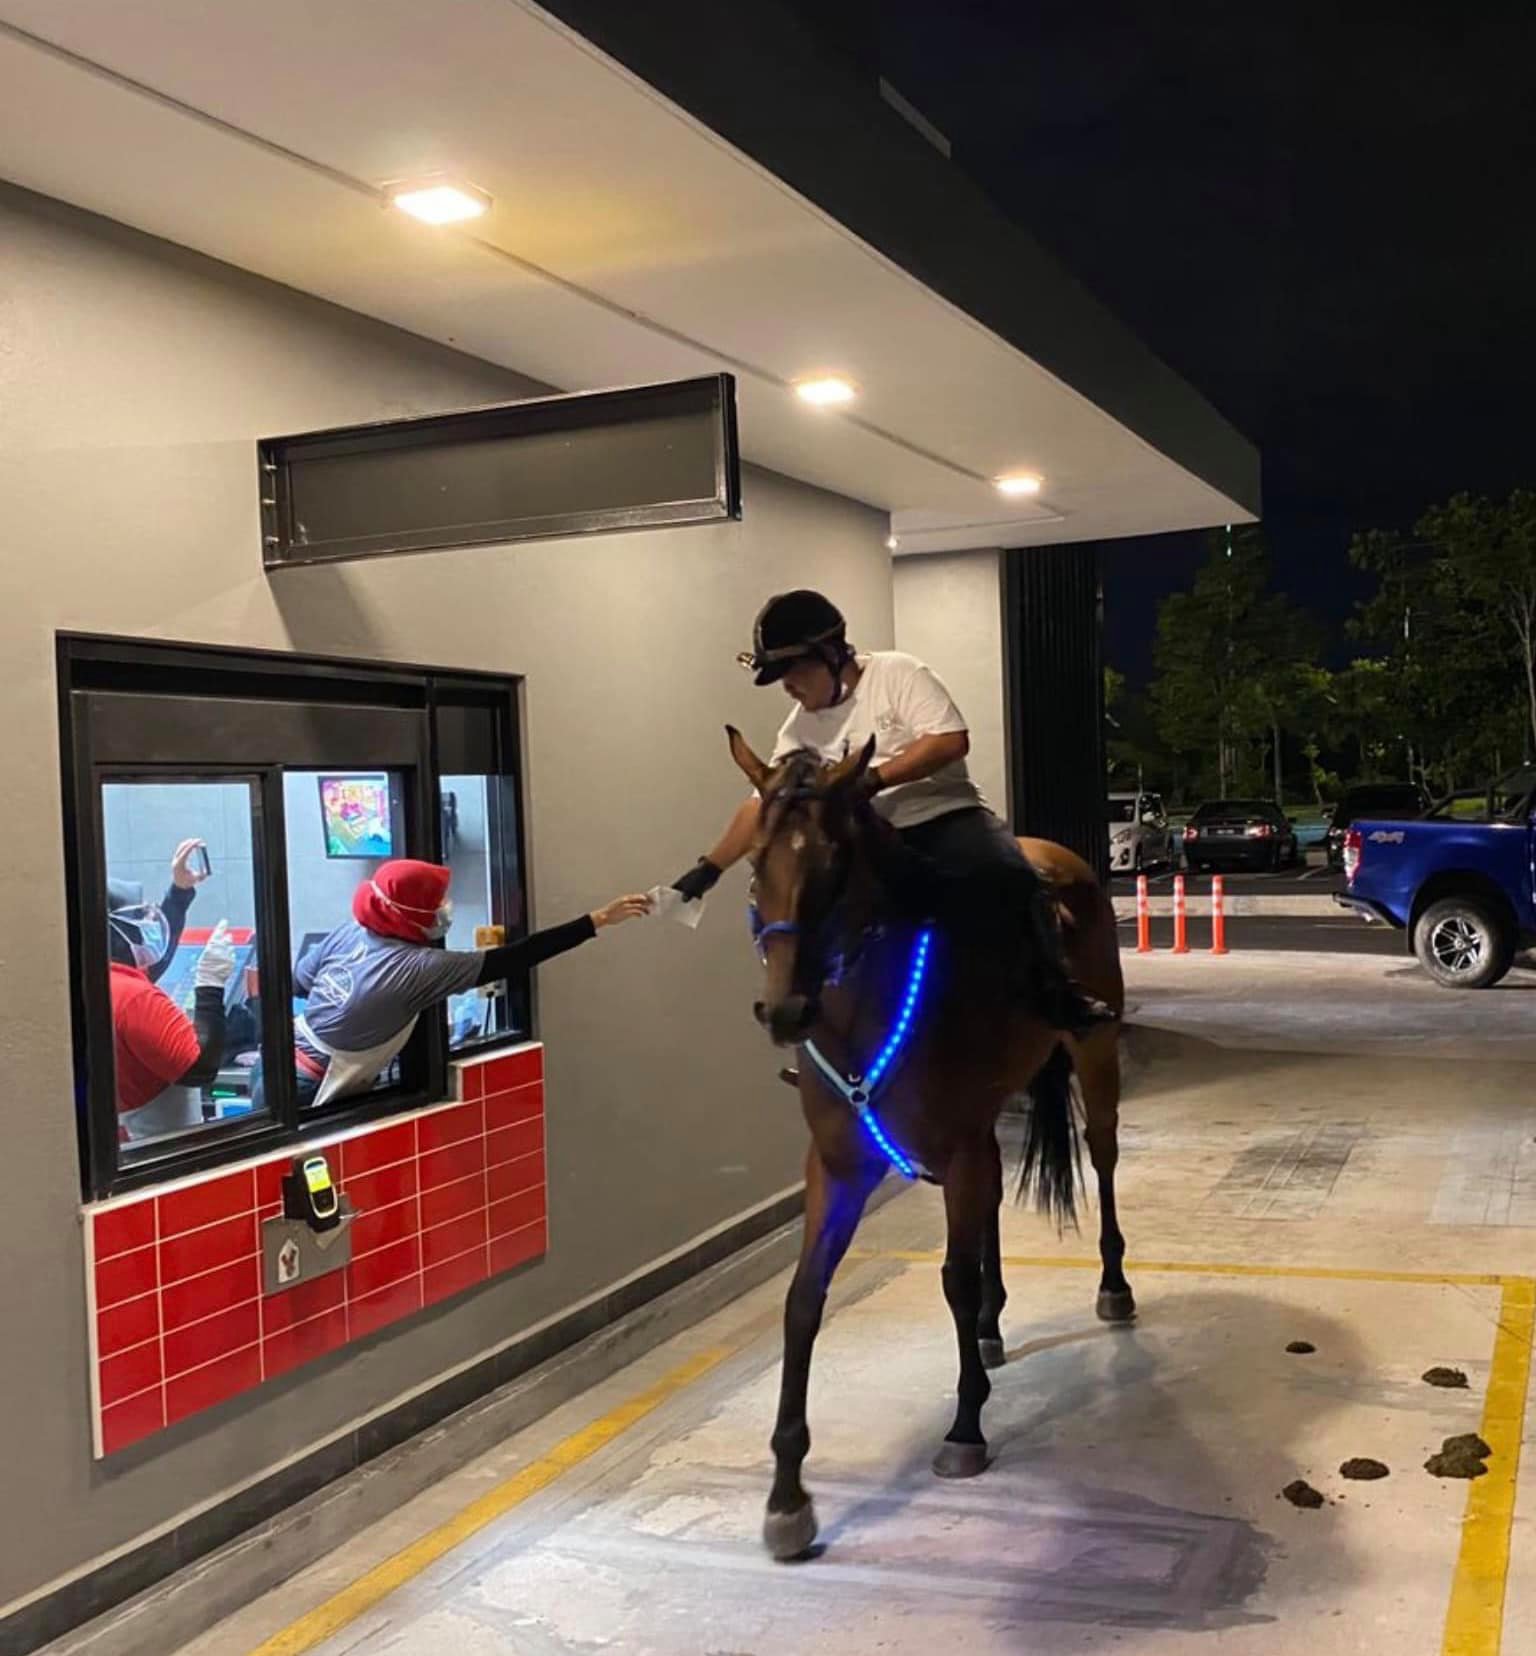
[
  {"left": 1324, "top": 782, "right": 1429, "bottom": 870},
  {"left": 1183, "top": 800, "right": 1300, "bottom": 873}
]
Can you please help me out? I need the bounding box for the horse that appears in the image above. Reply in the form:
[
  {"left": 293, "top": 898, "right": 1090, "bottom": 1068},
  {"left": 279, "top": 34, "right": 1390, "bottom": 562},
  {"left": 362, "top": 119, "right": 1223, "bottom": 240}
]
[{"left": 726, "top": 726, "right": 1133, "bottom": 1562}]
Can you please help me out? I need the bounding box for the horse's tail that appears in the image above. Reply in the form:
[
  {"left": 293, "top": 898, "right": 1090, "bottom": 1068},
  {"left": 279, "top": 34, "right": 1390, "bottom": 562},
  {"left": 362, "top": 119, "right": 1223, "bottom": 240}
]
[{"left": 1014, "top": 1043, "right": 1081, "bottom": 1230}]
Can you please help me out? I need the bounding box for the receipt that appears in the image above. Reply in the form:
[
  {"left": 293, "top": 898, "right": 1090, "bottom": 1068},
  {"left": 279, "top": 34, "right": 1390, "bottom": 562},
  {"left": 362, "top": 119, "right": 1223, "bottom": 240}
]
[{"left": 648, "top": 885, "right": 707, "bottom": 930}]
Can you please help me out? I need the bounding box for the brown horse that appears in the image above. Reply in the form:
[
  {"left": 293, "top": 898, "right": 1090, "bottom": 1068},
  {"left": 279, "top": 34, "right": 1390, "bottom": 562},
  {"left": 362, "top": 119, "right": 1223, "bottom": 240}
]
[{"left": 727, "top": 728, "right": 1132, "bottom": 1562}]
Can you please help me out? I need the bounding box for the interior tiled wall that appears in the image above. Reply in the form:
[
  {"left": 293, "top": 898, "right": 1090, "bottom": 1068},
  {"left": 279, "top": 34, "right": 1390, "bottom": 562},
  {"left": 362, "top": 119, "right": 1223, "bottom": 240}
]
[{"left": 88, "top": 1046, "right": 545, "bottom": 1456}]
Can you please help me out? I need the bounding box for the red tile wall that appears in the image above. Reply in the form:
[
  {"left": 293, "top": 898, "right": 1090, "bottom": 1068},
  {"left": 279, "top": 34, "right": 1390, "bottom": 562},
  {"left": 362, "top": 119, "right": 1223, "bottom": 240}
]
[{"left": 89, "top": 1047, "right": 545, "bottom": 1456}]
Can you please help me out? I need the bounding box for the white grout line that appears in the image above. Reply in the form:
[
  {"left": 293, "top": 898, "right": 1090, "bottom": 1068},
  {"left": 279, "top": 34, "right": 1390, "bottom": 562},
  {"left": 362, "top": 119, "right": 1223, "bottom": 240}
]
[
  {"left": 153, "top": 1183, "right": 167, "bottom": 1438},
  {"left": 164, "top": 1338, "right": 262, "bottom": 1389}
]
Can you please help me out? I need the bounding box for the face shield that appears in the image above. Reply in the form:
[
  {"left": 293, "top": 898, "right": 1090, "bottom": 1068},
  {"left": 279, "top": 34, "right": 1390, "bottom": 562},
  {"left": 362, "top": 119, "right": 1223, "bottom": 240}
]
[{"left": 108, "top": 903, "right": 170, "bottom": 971}]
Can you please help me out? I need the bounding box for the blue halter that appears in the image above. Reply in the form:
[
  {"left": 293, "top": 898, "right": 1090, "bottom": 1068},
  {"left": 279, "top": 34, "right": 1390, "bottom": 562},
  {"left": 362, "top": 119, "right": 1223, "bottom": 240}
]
[{"left": 751, "top": 901, "right": 934, "bottom": 1180}]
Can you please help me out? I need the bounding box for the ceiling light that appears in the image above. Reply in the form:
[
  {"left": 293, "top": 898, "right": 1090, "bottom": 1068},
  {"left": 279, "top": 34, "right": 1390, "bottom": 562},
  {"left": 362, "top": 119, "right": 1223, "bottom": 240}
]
[
  {"left": 885, "top": 535, "right": 899, "bottom": 551},
  {"left": 995, "top": 474, "right": 1043, "bottom": 498},
  {"left": 388, "top": 178, "right": 492, "bottom": 225},
  {"left": 794, "top": 376, "right": 858, "bottom": 407}
]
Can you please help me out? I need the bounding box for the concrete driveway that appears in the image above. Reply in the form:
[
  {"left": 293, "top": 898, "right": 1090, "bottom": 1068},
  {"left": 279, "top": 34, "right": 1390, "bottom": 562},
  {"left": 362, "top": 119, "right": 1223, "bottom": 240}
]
[{"left": 1125, "top": 948, "right": 1536, "bottom": 1061}]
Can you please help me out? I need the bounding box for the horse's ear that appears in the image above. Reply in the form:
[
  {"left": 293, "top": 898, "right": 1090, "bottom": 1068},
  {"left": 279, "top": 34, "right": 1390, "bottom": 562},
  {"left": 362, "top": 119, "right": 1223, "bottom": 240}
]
[
  {"left": 726, "top": 725, "right": 771, "bottom": 792},
  {"left": 826, "top": 735, "right": 877, "bottom": 793}
]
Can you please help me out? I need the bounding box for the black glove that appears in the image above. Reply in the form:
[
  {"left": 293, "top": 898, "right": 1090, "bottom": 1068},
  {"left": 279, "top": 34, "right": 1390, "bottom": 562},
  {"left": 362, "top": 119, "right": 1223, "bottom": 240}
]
[
  {"left": 672, "top": 858, "right": 723, "bottom": 903},
  {"left": 856, "top": 765, "right": 885, "bottom": 801}
]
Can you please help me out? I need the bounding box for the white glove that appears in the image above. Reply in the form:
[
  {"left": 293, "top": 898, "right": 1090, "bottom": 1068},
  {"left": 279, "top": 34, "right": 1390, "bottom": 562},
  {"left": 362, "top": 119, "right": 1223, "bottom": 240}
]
[{"left": 195, "top": 920, "right": 236, "bottom": 989}]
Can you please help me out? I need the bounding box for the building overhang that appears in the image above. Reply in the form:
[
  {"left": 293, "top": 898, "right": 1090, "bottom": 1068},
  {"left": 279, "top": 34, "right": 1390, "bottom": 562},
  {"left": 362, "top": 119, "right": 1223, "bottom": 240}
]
[{"left": 0, "top": 0, "right": 1258, "bottom": 555}]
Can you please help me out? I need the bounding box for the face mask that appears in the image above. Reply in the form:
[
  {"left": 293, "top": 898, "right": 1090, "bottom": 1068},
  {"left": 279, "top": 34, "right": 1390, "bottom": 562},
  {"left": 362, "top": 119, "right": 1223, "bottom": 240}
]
[
  {"left": 369, "top": 881, "right": 452, "bottom": 940},
  {"left": 109, "top": 903, "right": 169, "bottom": 971}
]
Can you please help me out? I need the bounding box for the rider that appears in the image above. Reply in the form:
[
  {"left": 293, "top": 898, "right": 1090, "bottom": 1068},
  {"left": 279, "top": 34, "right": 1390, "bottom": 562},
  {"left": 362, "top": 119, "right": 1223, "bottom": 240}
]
[{"left": 669, "top": 590, "right": 1107, "bottom": 1033}]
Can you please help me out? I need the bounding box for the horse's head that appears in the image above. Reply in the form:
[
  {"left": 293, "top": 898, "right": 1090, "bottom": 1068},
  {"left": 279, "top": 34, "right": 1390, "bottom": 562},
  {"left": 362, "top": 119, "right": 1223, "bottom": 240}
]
[{"left": 727, "top": 724, "right": 877, "bottom": 1047}]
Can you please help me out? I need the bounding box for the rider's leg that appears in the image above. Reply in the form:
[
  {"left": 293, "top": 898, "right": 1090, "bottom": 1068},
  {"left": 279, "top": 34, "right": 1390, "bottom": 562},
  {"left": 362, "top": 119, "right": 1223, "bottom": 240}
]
[{"left": 897, "top": 808, "right": 1112, "bottom": 1034}]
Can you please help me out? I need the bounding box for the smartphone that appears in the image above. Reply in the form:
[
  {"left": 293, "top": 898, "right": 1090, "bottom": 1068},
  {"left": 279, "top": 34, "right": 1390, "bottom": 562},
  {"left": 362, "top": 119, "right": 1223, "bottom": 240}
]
[{"left": 189, "top": 845, "right": 212, "bottom": 879}]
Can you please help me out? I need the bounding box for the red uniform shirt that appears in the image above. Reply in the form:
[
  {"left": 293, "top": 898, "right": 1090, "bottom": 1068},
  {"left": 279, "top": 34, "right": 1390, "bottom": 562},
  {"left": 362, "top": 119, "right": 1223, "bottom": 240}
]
[{"left": 109, "top": 963, "right": 198, "bottom": 1112}]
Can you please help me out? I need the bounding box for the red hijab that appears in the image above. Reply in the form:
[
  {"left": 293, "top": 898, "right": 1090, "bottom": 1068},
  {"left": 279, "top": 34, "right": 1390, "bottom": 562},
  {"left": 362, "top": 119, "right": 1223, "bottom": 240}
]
[{"left": 353, "top": 860, "right": 452, "bottom": 944}]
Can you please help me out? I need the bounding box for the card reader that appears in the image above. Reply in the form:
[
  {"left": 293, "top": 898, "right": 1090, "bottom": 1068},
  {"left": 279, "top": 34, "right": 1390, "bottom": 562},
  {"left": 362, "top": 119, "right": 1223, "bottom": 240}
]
[{"left": 282, "top": 1152, "right": 341, "bottom": 1233}]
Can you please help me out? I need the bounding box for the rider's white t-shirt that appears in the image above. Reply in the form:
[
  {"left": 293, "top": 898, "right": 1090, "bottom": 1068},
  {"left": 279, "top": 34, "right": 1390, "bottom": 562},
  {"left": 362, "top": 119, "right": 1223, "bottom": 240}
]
[{"left": 769, "top": 651, "right": 986, "bottom": 829}]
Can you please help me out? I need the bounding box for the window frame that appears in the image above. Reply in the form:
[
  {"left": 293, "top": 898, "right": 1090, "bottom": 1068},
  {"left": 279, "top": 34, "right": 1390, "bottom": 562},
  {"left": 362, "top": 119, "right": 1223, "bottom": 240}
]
[{"left": 59, "top": 634, "right": 528, "bottom": 1201}]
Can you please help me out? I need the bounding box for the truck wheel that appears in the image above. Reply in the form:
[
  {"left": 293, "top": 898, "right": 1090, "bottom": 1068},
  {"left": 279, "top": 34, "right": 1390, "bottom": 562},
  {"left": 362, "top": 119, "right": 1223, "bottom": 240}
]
[{"left": 1414, "top": 897, "right": 1514, "bottom": 989}]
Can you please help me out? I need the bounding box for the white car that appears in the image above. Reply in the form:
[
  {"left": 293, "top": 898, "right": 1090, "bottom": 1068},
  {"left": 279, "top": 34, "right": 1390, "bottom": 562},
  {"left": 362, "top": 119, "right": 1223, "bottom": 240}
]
[{"left": 1107, "top": 791, "right": 1175, "bottom": 875}]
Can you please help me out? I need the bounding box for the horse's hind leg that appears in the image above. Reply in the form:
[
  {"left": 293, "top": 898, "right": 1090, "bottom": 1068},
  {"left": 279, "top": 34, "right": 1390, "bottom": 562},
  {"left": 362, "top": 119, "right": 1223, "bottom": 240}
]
[
  {"left": 764, "top": 1149, "right": 879, "bottom": 1561},
  {"left": 1074, "top": 1027, "right": 1136, "bottom": 1322},
  {"left": 978, "top": 1134, "right": 1007, "bottom": 1369},
  {"left": 934, "top": 1139, "right": 1000, "bottom": 1478}
]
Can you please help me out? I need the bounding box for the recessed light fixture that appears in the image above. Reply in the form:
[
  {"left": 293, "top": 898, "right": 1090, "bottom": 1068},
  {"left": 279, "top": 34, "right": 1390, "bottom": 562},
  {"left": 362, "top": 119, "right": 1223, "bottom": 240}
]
[
  {"left": 388, "top": 178, "right": 492, "bottom": 225},
  {"left": 794, "top": 376, "right": 859, "bottom": 407},
  {"left": 995, "top": 473, "right": 1043, "bottom": 498},
  {"left": 885, "top": 535, "right": 899, "bottom": 551}
]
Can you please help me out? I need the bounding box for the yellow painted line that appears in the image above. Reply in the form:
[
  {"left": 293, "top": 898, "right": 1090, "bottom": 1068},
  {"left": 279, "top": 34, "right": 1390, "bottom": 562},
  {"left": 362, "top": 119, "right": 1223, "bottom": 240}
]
[
  {"left": 854, "top": 1249, "right": 1509, "bottom": 1288},
  {"left": 1443, "top": 1275, "right": 1535, "bottom": 1656},
  {"left": 247, "top": 1344, "right": 733, "bottom": 1656}
]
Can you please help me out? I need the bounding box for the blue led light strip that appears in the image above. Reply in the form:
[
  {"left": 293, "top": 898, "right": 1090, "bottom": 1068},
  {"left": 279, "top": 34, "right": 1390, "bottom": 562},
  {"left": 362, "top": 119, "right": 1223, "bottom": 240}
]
[{"left": 804, "top": 929, "right": 933, "bottom": 1180}]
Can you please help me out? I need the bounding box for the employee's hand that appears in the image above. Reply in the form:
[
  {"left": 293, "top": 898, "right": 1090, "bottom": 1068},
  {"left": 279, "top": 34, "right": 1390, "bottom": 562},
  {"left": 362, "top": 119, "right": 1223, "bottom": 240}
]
[
  {"left": 194, "top": 920, "right": 237, "bottom": 988},
  {"left": 171, "top": 839, "right": 210, "bottom": 891},
  {"left": 671, "top": 858, "right": 722, "bottom": 903},
  {"left": 591, "top": 894, "right": 654, "bottom": 930}
]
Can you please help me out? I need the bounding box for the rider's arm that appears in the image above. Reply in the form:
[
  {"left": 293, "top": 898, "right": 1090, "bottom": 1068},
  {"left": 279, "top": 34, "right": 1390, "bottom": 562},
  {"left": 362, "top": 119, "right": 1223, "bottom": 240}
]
[
  {"left": 672, "top": 792, "right": 763, "bottom": 899},
  {"left": 704, "top": 797, "right": 762, "bottom": 872},
  {"left": 866, "top": 730, "right": 969, "bottom": 794}
]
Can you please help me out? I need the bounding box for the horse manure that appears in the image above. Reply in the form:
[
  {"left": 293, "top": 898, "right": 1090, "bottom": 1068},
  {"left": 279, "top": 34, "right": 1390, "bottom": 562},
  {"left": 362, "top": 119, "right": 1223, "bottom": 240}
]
[
  {"left": 1285, "top": 1340, "right": 1317, "bottom": 1355},
  {"left": 1282, "top": 1479, "right": 1325, "bottom": 1509},
  {"left": 1340, "top": 1457, "right": 1390, "bottom": 1481},
  {"left": 1425, "top": 1433, "right": 1493, "bottom": 1480},
  {"left": 1421, "top": 1366, "right": 1469, "bottom": 1389}
]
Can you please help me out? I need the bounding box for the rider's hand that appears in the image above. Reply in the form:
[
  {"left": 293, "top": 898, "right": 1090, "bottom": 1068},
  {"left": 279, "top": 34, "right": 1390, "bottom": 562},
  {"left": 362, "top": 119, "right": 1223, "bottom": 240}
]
[
  {"left": 592, "top": 894, "right": 654, "bottom": 929},
  {"left": 171, "top": 839, "right": 210, "bottom": 891},
  {"left": 855, "top": 766, "right": 885, "bottom": 801},
  {"left": 671, "top": 858, "right": 722, "bottom": 903},
  {"left": 194, "top": 920, "right": 237, "bottom": 988}
]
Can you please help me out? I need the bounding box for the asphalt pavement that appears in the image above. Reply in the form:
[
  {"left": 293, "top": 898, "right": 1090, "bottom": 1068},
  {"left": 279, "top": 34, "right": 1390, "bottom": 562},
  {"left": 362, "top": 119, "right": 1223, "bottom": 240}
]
[{"left": 1120, "top": 911, "right": 1403, "bottom": 956}]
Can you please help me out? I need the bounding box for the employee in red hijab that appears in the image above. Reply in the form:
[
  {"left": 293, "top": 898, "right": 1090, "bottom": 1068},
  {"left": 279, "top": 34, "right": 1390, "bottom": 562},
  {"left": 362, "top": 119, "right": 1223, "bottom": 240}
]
[{"left": 268, "top": 860, "right": 650, "bottom": 1110}]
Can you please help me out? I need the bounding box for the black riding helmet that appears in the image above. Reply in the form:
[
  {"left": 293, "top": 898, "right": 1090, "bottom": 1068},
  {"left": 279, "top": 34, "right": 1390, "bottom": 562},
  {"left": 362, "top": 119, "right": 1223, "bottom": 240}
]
[{"left": 738, "top": 590, "right": 853, "bottom": 692}]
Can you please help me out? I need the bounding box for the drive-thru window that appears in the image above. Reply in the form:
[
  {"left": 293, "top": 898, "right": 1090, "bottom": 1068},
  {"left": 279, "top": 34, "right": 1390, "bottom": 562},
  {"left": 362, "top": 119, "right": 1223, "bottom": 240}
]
[{"left": 61, "top": 636, "right": 528, "bottom": 1200}]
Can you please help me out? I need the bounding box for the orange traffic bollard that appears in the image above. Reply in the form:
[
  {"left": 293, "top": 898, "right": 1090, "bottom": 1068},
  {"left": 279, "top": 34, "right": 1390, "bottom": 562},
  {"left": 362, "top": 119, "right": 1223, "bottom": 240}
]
[
  {"left": 1210, "top": 874, "right": 1229, "bottom": 955},
  {"left": 1172, "top": 874, "right": 1190, "bottom": 954},
  {"left": 1136, "top": 874, "right": 1152, "bottom": 954}
]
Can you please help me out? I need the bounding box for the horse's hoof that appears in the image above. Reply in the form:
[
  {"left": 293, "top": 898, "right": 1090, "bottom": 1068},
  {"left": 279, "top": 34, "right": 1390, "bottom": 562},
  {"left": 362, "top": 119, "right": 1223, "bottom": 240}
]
[
  {"left": 763, "top": 1501, "right": 819, "bottom": 1561},
  {"left": 933, "top": 1441, "right": 989, "bottom": 1480},
  {"left": 978, "top": 1337, "right": 1007, "bottom": 1369},
  {"left": 1097, "top": 1289, "right": 1137, "bottom": 1323}
]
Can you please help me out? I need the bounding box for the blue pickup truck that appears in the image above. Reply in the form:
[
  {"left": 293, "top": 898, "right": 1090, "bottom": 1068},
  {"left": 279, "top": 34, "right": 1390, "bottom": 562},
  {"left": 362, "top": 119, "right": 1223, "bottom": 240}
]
[{"left": 1336, "top": 766, "right": 1536, "bottom": 988}]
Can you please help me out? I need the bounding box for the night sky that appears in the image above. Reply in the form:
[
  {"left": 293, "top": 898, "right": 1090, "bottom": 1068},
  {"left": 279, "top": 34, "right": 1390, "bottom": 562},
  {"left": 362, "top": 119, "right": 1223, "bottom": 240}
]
[{"left": 852, "top": 4, "right": 1536, "bottom": 682}]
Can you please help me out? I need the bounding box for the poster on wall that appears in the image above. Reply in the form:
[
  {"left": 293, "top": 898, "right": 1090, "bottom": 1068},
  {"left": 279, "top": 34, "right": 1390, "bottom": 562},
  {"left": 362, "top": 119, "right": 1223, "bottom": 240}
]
[{"left": 318, "top": 774, "right": 395, "bottom": 859}]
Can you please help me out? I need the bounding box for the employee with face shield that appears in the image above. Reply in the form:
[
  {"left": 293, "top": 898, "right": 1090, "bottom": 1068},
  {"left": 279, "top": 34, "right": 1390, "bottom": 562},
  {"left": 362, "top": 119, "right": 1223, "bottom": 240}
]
[
  {"left": 106, "top": 844, "right": 238, "bottom": 1139},
  {"left": 266, "top": 859, "right": 651, "bottom": 1110}
]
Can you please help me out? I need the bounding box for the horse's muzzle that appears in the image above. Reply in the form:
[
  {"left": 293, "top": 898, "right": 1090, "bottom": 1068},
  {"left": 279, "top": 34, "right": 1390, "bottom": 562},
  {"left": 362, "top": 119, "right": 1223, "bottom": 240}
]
[{"left": 756, "top": 994, "right": 819, "bottom": 1047}]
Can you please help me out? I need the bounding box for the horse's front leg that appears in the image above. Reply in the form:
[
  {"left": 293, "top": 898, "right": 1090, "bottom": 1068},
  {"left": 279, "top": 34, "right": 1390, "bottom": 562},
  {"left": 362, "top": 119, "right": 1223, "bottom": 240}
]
[
  {"left": 764, "top": 1148, "right": 879, "bottom": 1560},
  {"left": 934, "top": 1138, "right": 1000, "bottom": 1478}
]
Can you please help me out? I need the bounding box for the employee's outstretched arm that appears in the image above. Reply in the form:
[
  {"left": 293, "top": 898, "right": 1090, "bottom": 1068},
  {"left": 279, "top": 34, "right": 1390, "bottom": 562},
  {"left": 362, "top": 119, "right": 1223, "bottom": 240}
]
[{"left": 471, "top": 894, "right": 651, "bottom": 987}]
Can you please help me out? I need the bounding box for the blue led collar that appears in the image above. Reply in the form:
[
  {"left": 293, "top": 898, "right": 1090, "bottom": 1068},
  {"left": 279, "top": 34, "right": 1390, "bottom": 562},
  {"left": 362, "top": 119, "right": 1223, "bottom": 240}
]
[{"left": 803, "top": 930, "right": 932, "bottom": 1180}]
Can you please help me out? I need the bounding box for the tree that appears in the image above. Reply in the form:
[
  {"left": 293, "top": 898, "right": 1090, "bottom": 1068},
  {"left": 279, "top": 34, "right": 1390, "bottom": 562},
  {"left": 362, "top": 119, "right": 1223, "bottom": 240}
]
[
  {"left": 1348, "top": 491, "right": 1535, "bottom": 794},
  {"left": 1150, "top": 526, "right": 1316, "bottom": 801},
  {"left": 1421, "top": 491, "right": 1536, "bottom": 757}
]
